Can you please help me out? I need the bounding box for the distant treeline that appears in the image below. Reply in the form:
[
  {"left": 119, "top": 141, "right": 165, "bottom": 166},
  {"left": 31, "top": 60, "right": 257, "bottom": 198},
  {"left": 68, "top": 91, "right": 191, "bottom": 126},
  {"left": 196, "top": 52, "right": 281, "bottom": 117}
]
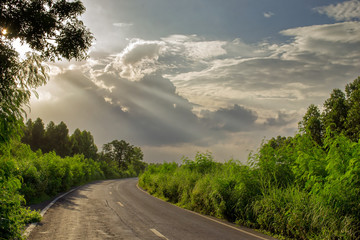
[
  {"left": 21, "top": 118, "right": 146, "bottom": 176},
  {"left": 22, "top": 118, "right": 99, "bottom": 159},
  {"left": 1, "top": 118, "right": 146, "bottom": 239},
  {"left": 139, "top": 77, "right": 360, "bottom": 240}
]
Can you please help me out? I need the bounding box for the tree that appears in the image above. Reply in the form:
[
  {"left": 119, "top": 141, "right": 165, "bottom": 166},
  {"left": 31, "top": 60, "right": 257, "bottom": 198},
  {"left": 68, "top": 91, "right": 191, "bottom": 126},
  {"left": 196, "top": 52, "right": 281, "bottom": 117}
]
[
  {"left": 102, "top": 140, "right": 131, "bottom": 170},
  {"left": 21, "top": 118, "right": 99, "bottom": 158},
  {"left": 298, "top": 104, "right": 323, "bottom": 145},
  {"left": 100, "top": 140, "right": 145, "bottom": 174},
  {"left": 44, "top": 120, "right": 57, "bottom": 153},
  {"left": 1, "top": 0, "right": 93, "bottom": 61},
  {"left": 128, "top": 146, "right": 146, "bottom": 175},
  {"left": 30, "top": 117, "right": 45, "bottom": 152},
  {"left": 322, "top": 89, "right": 348, "bottom": 134},
  {"left": 52, "top": 121, "right": 71, "bottom": 157},
  {"left": 0, "top": 0, "right": 93, "bottom": 143},
  {"left": 0, "top": 50, "right": 47, "bottom": 142},
  {"left": 21, "top": 118, "right": 33, "bottom": 146},
  {"left": 70, "top": 128, "right": 98, "bottom": 160},
  {"left": 21, "top": 117, "right": 45, "bottom": 152},
  {"left": 345, "top": 77, "right": 360, "bottom": 141}
]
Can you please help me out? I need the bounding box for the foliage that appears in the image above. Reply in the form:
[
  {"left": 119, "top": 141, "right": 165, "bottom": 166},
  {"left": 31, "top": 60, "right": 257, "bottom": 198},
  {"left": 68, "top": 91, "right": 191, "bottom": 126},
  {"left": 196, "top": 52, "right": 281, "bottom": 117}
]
[
  {"left": 5, "top": 140, "right": 104, "bottom": 204},
  {"left": 298, "top": 104, "right": 323, "bottom": 146},
  {"left": 0, "top": 0, "right": 93, "bottom": 143},
  {"left": 1, "top": 126, "right": 146, "bottom": 239},
  {"left": 322, "top": 88, "right": 348, "bottom": 134},
  {"left": 140, "top": 77, "right": 360, "bottom": 239},
  {"left": 344, "top": 77, "right": 360, "bottom": 141},
  {"left": 140, "top": 153, "right": 261, "bottom": 223},
  {"left": 1, "top": 1, "right": 94, "bottom": 238},
  {"left": 70, "top": 128, "right": 98, "bottom": 160},
  {"left": 0, "top": 146, "right": 41, "bottom": 240},
  {"left": 22, "top": 118, "right": 94, "bottom": 158},
  {"left": 1, "top": 0, "right": 93, "bottom": 61},
  {"left": 20, "top": 117, "right": 147, "bottom": 178},
  {"left": 0, "top": 51, "right": 48, "bottom": 143},
  {"left": 140, "top": 136, "right": 360, "bottom": 239},
  {"left": 100, "top": 140, "right": 146, "bottom": 176}
]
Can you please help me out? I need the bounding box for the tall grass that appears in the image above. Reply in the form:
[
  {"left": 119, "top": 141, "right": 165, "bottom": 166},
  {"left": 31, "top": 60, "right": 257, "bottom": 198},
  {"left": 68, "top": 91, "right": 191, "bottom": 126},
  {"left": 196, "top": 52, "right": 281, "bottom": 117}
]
[{"left": 139, "top": 134, "right": 360, "bottom": 239}]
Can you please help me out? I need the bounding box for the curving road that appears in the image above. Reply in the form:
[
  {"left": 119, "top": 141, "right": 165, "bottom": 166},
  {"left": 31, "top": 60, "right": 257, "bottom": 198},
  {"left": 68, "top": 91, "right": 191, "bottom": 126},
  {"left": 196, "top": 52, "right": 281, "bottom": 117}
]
[{"left": 28, "top": 178, "right": 277, "bottom": 240}]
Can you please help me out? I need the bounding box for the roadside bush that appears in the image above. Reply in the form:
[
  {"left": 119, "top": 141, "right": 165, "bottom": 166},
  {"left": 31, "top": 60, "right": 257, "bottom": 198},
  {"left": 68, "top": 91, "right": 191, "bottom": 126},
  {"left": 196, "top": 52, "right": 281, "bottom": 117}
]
[
  {"left": 0, "top": 148, "right": 41, "bottom": 240},
  {"left": 5, "top": 141, "right": 106, "bottom": 204},
  {"left": 139, "top": 154, "right": 261, "bottom": 223},
  {"left": 139, "top": 143, "right": 360, "bottom": 239}
]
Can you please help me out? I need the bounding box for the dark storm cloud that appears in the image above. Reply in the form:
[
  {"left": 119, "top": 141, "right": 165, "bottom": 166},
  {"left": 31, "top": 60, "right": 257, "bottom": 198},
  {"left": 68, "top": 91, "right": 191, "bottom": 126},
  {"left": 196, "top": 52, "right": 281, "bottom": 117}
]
[
  {"left": 264, "top": 111, "right": 297, "bottom": 127},
  {"left": 200, "top": 104, "right": 258, "bottom": 132}
]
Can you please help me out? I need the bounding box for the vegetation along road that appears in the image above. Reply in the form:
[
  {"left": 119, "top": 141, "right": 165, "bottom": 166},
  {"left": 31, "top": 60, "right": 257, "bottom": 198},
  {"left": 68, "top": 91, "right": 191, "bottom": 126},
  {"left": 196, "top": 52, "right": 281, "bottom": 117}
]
[{"left": 28, "top": 178, "right": 276, "bottom": 240}]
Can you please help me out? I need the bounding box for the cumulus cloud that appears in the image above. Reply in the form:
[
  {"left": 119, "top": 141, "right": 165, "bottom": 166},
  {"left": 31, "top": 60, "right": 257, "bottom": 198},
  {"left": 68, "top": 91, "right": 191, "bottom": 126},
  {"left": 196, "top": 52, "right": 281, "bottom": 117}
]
[
  {"left": 106, "top": 39, "right": 165, "bottom": 81},
  {"left": 162, "top": 21, "right": 360, "bottom": 116},
  {"left": 315, "top": 0, "right": 360, "bottom": 21},
  {"left": 103, "top": 35, "right": 230, "bottom": 82}
]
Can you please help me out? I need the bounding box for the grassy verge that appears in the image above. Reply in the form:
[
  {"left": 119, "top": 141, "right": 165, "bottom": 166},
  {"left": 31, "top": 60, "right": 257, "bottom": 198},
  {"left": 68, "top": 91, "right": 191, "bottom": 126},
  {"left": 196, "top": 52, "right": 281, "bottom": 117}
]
[{"left": 139, "top": 143, "right": 360, "bottom": 240}]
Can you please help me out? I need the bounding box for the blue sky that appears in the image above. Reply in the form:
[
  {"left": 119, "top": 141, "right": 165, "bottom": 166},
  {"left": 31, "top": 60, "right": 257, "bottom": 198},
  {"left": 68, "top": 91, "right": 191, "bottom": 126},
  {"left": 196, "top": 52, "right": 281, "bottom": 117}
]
[
  {"left": 81, "top": 0, "right": 340, "bottom": 47},
  {"left": 29, "top": 0, "right": 360, "bottom": 163}
]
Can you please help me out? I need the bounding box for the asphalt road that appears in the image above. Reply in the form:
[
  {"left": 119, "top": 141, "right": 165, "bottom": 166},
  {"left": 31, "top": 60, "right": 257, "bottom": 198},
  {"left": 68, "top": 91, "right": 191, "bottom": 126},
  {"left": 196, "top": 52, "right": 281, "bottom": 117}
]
[{"left": 28, "top": 178, "right": 276, "bottom": 240}]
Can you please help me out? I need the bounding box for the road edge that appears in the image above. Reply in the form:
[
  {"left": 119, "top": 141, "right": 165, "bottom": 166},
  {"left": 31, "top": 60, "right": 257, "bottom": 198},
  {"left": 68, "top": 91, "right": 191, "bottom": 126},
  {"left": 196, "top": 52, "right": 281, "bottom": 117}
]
[{"left": 22, "top": 185, "right": 82, "bottom": 238}]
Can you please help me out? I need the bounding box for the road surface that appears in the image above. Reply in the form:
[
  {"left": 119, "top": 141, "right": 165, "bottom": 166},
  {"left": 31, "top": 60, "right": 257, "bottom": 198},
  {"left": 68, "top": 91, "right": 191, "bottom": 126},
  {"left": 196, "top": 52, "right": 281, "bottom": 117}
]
[{"left": 28, "top": 178, "right": 276, "bottom": 240}]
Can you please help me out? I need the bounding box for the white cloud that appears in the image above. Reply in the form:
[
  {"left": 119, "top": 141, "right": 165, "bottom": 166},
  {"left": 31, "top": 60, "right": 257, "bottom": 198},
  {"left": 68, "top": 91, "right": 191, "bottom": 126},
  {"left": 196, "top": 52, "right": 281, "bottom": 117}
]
[
  {"left": 160, "top": 21, "right": 360, "bottom": 117},
  {"left": 161, "top": 34, "right": 195, "bottom": 44},
  {"left": 161, "top": 34, "right": 227, "bottom": 60},
  {"left": 263, "top": 11, "right": 274, "bottom": 18},
  {"left": 106, "top": 39, "right": 165, "bottom": 81},
  {"left": 315, "top": 0, "right": 360, "bottom": 21},
  {"left": 280, "top": 22, "right": 360, "bottom": 44},
  {"left": 278, "top": 22, "right": 360, "bottom": 63},
  {"left": 183, "top": 41, "right": 227, "bottom": 60},
  {"left": 119, "top": 39, "right": 165, "bottom": 65},
  {"left": 104, "top": 35, "right": 229, "bottom": 81}
]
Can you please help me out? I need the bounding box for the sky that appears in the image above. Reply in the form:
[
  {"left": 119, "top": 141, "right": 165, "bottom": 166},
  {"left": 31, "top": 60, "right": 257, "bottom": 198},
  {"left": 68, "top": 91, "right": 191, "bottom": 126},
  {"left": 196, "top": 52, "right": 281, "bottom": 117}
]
[{"left": 28, "top": 0, "right": 360, "bottom": 163}]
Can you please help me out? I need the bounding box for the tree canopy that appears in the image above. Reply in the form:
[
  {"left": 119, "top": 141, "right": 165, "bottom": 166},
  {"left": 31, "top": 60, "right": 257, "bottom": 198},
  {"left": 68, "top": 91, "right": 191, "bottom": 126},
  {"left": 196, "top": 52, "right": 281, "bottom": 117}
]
[
  {"left": 1, "top": 0, "right": 93, "bottom": 61},
  {"left": 22, "top": 118, "right": 95, "bottom": 158},
  {"left": 298, "top": 104, "right": 323, "bottom": 145},
  {"left": 296, "top": 76, "right": 360, "bottom": 144},
  {"left": 0, "top": 0, "right": 93, "bottom": 143},
  {"left": 100, "top": 140, "right": 146, "bottom": 175}
]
